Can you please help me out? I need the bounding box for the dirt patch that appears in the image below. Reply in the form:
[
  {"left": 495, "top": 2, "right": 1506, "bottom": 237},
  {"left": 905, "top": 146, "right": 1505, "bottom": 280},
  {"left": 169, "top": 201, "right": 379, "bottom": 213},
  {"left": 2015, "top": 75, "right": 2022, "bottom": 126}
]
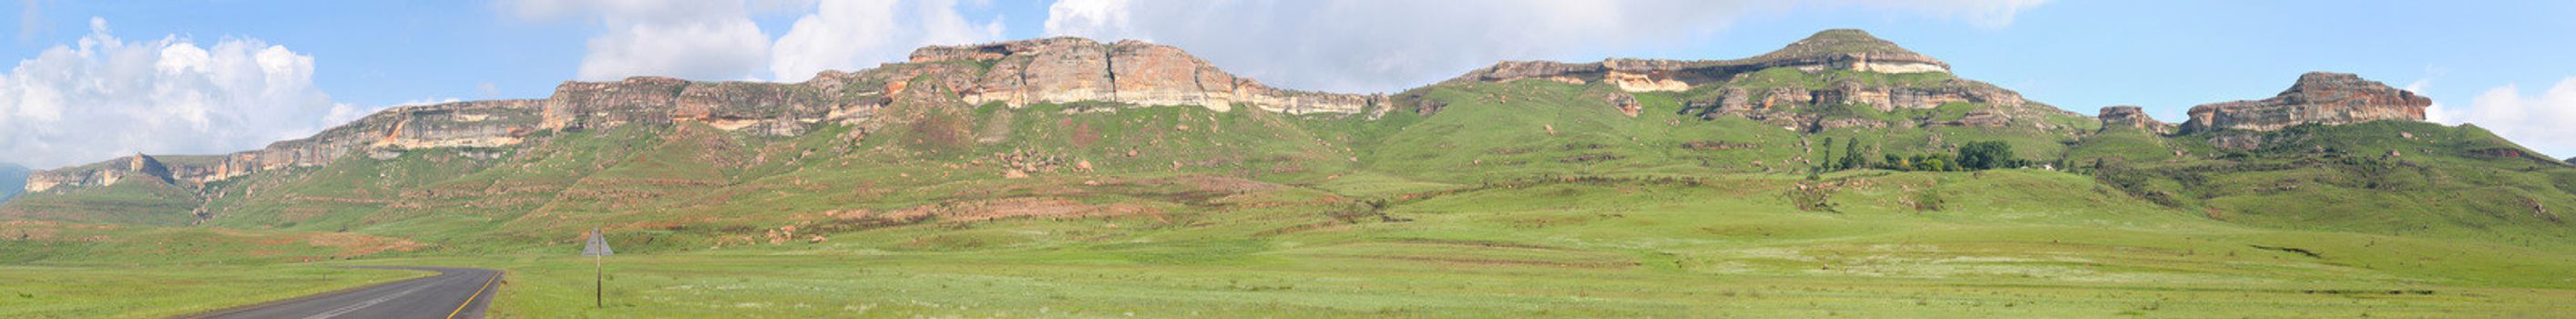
[
  {"left": 816, "top": 197, "right": 1160, "bottom": 227},
  {"left": 2249, "top": 244, "right": 2322, "bottom": 258},
  {"left": 302, "top": 232, "right": 428, "bottom": 257},
  {"left": 1339, "top": 254, "right": 1641, "bottom": 269},
  {"left": 1681, "top": 140, "right": 1755, "bottom": 150}
]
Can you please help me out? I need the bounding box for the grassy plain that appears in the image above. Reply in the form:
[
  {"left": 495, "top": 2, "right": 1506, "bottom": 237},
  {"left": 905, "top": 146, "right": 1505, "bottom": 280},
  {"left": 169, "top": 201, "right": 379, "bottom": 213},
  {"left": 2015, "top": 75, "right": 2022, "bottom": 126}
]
[{"left": 0, "top": 265, "right": 424, "bottom": 319}]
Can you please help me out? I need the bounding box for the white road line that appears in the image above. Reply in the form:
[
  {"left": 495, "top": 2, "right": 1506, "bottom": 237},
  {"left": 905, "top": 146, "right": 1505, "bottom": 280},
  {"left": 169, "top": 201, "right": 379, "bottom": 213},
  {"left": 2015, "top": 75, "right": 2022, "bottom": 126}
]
[{"left": 298, "top": 275, "right": 445, "bottom": 319}]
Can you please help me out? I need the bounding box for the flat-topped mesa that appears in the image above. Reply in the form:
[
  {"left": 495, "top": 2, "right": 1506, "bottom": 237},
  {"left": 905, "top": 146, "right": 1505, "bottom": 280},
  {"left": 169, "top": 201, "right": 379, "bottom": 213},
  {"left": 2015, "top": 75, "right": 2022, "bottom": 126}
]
[
  {"left": 1454, "top": 29, "right": 1952, "bottom": 93},
  {"left": 908, "top": 36, "right": 1386, "bottom": 115},
  {"left": 2099, "top": 106, "right": 2174, "bottom": 134},
  {"left": 2181, "top": 72, "right": 2432, "bottom": 134},
  {"left": 26, "top": 154, "right": 179, "bottom": 193},
  {"left": 25, "top": 99, "right": 546, "bottom": 193},
  {"left": 1747, "top": 29, "right": 1950, "bottom": 74}
]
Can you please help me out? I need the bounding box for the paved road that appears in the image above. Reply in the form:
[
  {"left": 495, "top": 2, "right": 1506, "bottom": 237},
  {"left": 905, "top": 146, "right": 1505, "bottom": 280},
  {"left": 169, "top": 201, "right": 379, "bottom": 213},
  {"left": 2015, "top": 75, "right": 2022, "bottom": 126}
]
[{"left": 182, "top": 267, "right": 503, "bottom": 319}]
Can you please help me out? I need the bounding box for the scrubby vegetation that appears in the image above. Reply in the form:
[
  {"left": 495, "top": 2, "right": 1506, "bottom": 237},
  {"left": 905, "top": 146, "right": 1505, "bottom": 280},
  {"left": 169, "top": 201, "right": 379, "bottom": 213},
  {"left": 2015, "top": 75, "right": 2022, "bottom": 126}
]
[{"left": 5, "top": 67, "right": 2574, "bottom": 318}]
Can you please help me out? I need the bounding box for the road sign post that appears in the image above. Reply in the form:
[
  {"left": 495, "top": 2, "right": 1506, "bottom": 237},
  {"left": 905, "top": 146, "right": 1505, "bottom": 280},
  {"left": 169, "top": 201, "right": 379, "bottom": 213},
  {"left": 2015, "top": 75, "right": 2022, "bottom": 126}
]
[{"left": 582, "top": 228, "right": 613, "bottom": 309}]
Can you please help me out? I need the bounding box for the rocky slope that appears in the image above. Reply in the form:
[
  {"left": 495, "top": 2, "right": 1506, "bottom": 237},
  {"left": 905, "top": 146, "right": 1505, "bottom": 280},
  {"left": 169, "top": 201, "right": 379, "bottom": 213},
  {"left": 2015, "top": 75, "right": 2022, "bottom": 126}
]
[
  {"left": 908, "top": 37, "right": 1386, "bottom": 115},
  {"left": 1449, "top": 29, "right": 1951, "bottom": 89},
  {"left": 22, "top": 37, "right": 1393, "bottom": 197},
  {"left": 2180, "top": 72, "right": 2431, "bottom": 134},
  {"left": 1444, "top": 29, "right": 2064, "bottom": 132},
  {"left": 3, "top": 30, "right": 2512, "bottom": 231},
  {"left": 2097, "top": 106, "right": 2174, "bottom": 134}
]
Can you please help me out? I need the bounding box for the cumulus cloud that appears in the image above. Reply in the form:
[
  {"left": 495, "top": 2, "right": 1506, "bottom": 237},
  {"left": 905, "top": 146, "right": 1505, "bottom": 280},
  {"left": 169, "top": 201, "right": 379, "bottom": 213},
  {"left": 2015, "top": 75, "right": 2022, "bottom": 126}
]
[
  {"left": 1043, "top": 0, "right": 2049, "bottom": 93},
  {"left": 501, "top": 0, "right": 773, "bottom": 81},
  {"left": 0, "top": 18, "right": 353, "bottom": 168},
  {"left": 770, "top": 0, "right": 1003, "bottom": 81},
  {"left": 2436, "top": 78, "right": 2576, "bottom": 159},
  {"left": 506, "top": 0, "right": 1004, "bottom": 82}
]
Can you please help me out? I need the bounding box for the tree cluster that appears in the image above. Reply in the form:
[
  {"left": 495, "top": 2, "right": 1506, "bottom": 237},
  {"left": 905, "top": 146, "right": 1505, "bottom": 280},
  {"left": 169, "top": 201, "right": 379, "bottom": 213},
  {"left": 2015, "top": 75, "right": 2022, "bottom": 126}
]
[{"left": 1817, "top": 139, "right": 2029, "bottom": 172}]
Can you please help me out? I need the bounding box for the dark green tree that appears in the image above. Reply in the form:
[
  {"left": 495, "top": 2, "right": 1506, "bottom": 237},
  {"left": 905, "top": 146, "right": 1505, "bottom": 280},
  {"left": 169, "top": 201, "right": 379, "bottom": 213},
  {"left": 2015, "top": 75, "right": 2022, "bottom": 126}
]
[
  {"left": 1842, "top": 139, "right": 1866, "bottom": 170},
  {"left": 1956, "top": 140, "right": 2015, "bottom": 170},
  {"left": 1818, "top": 137, "right": 1835, "bottom": 170}
]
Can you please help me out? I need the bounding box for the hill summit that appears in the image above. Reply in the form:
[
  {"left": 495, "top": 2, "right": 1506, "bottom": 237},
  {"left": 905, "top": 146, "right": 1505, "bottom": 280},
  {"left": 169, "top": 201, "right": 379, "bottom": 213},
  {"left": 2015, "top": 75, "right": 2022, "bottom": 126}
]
[
  {"left": 905, "top": 36, "right": 1384, "bottom": 114},
  {"left": 2182, "top": 71, "right": 2433, "bottom": 134}
]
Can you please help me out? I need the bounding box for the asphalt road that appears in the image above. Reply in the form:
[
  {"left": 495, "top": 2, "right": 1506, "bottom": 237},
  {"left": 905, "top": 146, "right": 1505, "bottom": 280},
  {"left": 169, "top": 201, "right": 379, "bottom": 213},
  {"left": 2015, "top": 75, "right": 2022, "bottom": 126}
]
[{"left": 182, "top": 267, "right": 503, "bottom": 319}]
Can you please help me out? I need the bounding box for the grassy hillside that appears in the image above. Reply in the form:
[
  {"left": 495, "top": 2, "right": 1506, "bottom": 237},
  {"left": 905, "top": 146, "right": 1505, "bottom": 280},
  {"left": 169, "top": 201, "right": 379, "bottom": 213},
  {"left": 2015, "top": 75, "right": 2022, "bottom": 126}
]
[
  {"left": 0, "top": 177, "right": 201, "bottom": 225},
  {"left": 7, "top": 62, "right": 2576, "bottom": 317},
  {"left": 2071, "top": 121, "right": 2576, "bottom": 249}
]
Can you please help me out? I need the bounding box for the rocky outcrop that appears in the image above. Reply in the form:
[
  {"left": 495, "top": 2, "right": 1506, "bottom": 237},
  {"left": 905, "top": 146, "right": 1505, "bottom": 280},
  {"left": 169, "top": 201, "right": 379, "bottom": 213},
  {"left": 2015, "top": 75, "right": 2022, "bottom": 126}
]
[
  {"left": 910, "top": 37, "right": 1386, "bottom": 115},
  {"left": 2099, "top": 106, "right": 2173, "bottom": 134},
  {"left": 28, "top": 100, "right": 546, "bottom": 192},
  {"left": 1456, "top": 29, "right": 2049, "bottom": 130},
  {"left": 2182, "top": 72, "right": 2431, "bottom": 133},
  {"left": 29, "top": 36, "right": 1400, "bottom": 194},
  {"left": 1452, "top": 29, "right": 1950, "bottom": 93},
  {"left": 1814, "top": 80, "right": 2026, "bottom": 111},
  {"left": 25, "top": 154, "right": 174, "bottom": 192},
  {"left": 1669, "top": 78, "right": 2043, "bottom": 132}
]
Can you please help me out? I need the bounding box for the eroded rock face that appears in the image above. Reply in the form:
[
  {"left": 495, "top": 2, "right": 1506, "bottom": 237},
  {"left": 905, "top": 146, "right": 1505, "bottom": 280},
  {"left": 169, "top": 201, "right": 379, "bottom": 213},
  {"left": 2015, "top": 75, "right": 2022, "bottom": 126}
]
[
  {"left": 30, "top": 37, "right": 1406, "bottom": 194},
  {"left": 1453, "top": 29, "right": 1950, "bottom": 93},
  {"left": 2099, "top": 106, "right": 2173, "bottom": 134},
  {"left": 26, "top": 100, "right": 547, "bottom": 192},
  {"left": 1462, "top": 29, "right": 2037, "bottom": 128},
  {"left": 2182, "top": 72, "right": 2430, "bottom": 133},
  {"left": 1814, "top": 80, "right": 2026, "bottom": 111},
  {"left": 911, "top": 37, "right": 1385, "bottom": 115},
  {"left": 26, "top": 154, "right": 172, "bottom": 192},
  {"left": 1670, "top": 77, "right": 2041, "bottom": 132}
]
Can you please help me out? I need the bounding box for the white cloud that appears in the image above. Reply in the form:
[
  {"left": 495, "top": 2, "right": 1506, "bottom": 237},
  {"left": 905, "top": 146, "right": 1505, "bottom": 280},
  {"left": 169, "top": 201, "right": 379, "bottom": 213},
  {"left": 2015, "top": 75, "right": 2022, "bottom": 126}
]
[
  {"left": 1043, "top": 0, "right": 2049, "bottom": 93},
  {"left": 506, "top": 0, "right": 1003, "bottom": 82},
  {"left": 501, "top": 0, "right": 772, "bottom": 81},
  {"left": 2438, "top": 78, "right": 2576, "bottom": 159},
  {"left": 15, "top": 0, "right": 46, "bottom": 42},
  {"left": 0, "top": 17, "right": 354, "bottom": 169},
  {"left": 770, "top": 0, "right": 1003, "bottom": 81}
]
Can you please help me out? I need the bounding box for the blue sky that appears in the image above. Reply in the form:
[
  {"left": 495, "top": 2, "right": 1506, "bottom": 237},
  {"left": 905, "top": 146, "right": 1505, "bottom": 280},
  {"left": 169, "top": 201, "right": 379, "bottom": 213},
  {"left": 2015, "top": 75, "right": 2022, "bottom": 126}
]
[{"left": 4, "top": 0, "right": 2574, "bottom": 168}]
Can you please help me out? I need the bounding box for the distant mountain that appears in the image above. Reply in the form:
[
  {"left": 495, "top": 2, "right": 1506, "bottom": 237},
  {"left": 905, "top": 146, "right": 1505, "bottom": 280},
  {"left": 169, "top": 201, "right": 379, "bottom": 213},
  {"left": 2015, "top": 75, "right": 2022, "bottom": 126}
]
[
  {"left": 4, "top": 28, "right": 2568, "bottom": 258},
  {"left": 0, "top": 162, "right": 23, "bottom": 202}
]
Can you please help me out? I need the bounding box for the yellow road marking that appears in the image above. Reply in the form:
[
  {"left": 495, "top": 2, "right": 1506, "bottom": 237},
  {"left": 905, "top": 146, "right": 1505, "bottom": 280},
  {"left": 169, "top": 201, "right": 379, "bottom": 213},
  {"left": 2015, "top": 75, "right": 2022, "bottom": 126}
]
[{"left": 446, "top": 270, "right": 502, "bottom": 319}]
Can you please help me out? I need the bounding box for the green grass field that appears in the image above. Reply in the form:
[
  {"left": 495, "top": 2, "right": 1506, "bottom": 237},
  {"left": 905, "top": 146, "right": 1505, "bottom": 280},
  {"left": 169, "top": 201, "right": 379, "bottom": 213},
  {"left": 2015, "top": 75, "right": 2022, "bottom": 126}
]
[
  {"left": 6, "top": 61, "right": 2576, "bottom": 318},
  {"left": 0, "top": 265, "right": 424, "bottom": 318}
]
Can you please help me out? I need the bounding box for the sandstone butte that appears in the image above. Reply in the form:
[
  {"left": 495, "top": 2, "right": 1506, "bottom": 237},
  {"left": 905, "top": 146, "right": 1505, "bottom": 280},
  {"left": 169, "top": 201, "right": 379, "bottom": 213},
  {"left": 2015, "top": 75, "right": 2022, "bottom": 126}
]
[
  {"left": 19, "top": 29, "right": 2438, "bottom": 194},
  {"left": 2097, "top": 105, "right": 2176, "bottom": 134},
  {"left": 2180, "top": 71, "right": 2433, "bottom": 134}
]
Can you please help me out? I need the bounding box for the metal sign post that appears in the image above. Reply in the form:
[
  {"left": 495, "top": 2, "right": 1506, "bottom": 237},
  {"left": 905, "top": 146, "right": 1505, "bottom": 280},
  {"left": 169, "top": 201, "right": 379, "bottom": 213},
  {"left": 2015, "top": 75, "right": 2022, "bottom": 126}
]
[{"left": 581, "top": 228, "right": 614, "bottom": 309}]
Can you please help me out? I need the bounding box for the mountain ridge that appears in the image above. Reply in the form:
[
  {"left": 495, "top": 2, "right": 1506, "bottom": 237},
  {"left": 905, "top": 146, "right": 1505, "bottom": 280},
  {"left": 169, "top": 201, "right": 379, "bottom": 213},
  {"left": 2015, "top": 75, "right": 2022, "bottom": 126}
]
[{"left": 8, "top": 28, "right": 2510, "bottom": 230}]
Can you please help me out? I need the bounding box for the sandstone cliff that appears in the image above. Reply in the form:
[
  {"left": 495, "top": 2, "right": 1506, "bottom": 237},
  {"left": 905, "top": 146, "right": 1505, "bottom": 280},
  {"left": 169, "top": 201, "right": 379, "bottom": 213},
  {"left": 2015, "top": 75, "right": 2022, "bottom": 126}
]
[
  {"left": 909, "top": 37, "right": 1387, "bottom": 115},
  {"left": 1446, "top": 29, "right": 2063, "bottom": 131},
  {"left": 2181, "top": 72, "right": 2430, "bottom": 134},
  {"left": 25, "top": 37, "right": 1389, "bottom": 195},
  {"left": 2098, "top": 106, "right": 2174, "bottom": 134},
  {"left": 1450, "top": 29, "right": 1951, "bottom": 92}
]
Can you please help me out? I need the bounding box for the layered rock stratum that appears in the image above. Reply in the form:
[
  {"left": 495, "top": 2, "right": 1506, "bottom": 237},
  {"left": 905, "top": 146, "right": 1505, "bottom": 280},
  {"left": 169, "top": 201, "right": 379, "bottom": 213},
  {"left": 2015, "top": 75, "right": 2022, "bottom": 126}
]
[
  {"left": 1451, "top": 29, "right": 1951, "bottom": 89},
  {"left": 1439, "top": 29, "right": 2062, "bottom": 131},
  {"left": 26, "top": 37, "right": 1399, "bottom": 194},
  {"left": 907, "top": 37, "right": 1385, "bottom": 114},
  {"left": 2181, "top": 72, "right": 2431, "bottom": 134},
  {"left": 2099, "top": 106, "right": 2174, "bottom": 134},
  {"left": 11, "top": 31, "right": 2451, "bottom": 198}
]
